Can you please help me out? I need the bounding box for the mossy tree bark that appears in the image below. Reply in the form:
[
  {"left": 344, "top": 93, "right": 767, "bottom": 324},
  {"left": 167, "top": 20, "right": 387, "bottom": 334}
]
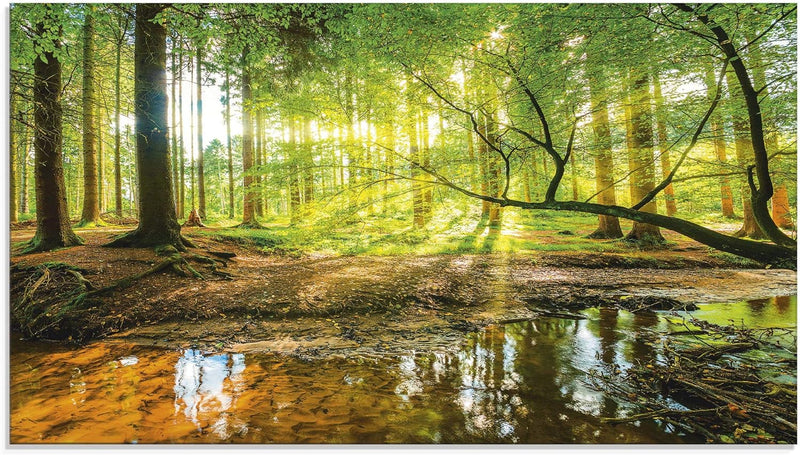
[
  {"left": 106, "top": 3, "right": 191, "bottom": 250},
  {"left": 27, "top": 8, "right": 83, "bottom": 253}
]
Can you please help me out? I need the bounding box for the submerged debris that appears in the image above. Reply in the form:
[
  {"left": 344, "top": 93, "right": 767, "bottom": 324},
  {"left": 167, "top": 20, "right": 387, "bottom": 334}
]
[{"left": 588, "top": 316, "right": 797, "bottom": 444}]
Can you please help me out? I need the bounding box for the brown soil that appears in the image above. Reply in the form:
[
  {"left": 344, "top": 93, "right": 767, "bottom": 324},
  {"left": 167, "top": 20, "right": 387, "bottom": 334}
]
[{"left": 10, "top": 226, "right": 797, "bottom": 357}]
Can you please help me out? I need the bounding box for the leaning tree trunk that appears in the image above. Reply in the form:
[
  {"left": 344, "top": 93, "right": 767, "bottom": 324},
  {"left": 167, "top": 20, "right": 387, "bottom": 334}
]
[
  {"left": 624, "top": 70, "right": 664, "bottom": 244},
  {"left": 725, "top": 70, "right": 766, "bottom": 240},
  {"left": 587, "top": 81, "right": 623, "bottom": 239},
  {"left": 80, "top": 6, "right": 100, "bottom": 226},
  {"left": 105, "top": 3, "right": 190, "bottom": 250},
  {"left": 27, "top": 11, "right": 83, "bottom": 253},
  {"left": 676, "top": 4, "right": 794, "bottom": 248}
]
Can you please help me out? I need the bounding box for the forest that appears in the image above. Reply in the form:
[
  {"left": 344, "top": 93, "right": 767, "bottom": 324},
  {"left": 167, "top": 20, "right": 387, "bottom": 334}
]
[{"left": 8, "top": 2, "right": 799, "bottom": 446}]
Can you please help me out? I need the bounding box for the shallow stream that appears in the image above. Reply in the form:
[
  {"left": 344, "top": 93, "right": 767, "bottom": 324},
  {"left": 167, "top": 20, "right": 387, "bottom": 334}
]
[{"left": 10, "top": 296, "right": 795, "bottom": 444}]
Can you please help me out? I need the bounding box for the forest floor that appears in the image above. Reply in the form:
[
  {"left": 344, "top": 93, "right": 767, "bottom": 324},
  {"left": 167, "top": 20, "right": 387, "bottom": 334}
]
[{"left": 9, "top": 223, "right": 797, "bottom": 357}]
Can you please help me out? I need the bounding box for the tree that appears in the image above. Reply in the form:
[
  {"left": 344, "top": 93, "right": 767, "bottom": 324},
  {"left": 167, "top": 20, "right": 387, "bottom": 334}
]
[
  {"left": 624, "top": 70, "right": 665, "bottom": 243},
  {"left": 587, "top": 79, "right": 623, "bottom": 239},
  {"left": 239, "top": 44, "right": 261, "bottom": 228},
  {"left": 107, "top": 3, "right": 192, "bottom": 250},
  {"left": 26, "top": 6, "right": 83, "bottom": 252},
  {"left": 79, "top": 5, "right": 101, "bottom": 226}
]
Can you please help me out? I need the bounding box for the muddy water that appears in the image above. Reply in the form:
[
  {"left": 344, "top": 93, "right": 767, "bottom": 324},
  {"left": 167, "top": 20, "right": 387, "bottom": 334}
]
[{"left": 10, "top": 296, "right": 795, "bottom": 444}]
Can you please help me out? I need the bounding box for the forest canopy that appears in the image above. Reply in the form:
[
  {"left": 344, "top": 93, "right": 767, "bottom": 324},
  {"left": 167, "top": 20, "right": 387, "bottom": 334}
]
[{"left": 9, "top": 3, "right": 798, "bottom": 264}]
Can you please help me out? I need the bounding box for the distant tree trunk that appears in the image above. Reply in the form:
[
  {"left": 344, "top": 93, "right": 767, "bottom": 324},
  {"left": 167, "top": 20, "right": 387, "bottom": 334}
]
[
  {"left": 27, "top": 11, "right": 83, "bottom": 252},
  {"left": 20, "top": 132, "right": 30, "bottom": 215},
  {"left": 106, "top": 3, "right": 189, "bottom": 250},
  {"left": 303, "top": 117, "right": 314, "bottom": 204},
  {"left": 113, "top": 12, "right": 127, "bottom": 219},
  {"left": 114, "top": 43, "right": 122, "bottom": 218},
  {"left": 421, "top": 110, "right": 432, "bottom": 223},
  {"left": 225, "top": 69, "right": 234, "bottom": 219},
  {"left": 189, "top": 58, "right": 196, "bottom": 211},
  {"left": 772, "top": 184, "right": 794, "bottom": 229},
  {"left": 624, "top": 70, "right": 664, "bottom": 243},
  {"left": 652, "top": 73, "right": 677, "bottom": 217},
  {"left": 97, "top": 111, "right": 105, "bottom": 214},
  {"left": 485, "top": 110, "right": 503, "bottom": 228},
  {"left": 10, "top": 90, "right": 18, "bottom": 223},
  {"left": 239, "top": 46, "right": 260, "bottom": 228},
  {"left": 476, "top": 116, "right": 490, "bottom": 218},
  {"left": 587, "top": 81, "right": 623, "bottom": 239},
  {"left": 171, "top": 41, "right": 179, "bottom": 218},
  {"left": 704, "top": 65, "right": 735, "bottom": 218},
  {"left": 196, "top": 46, "right": 206, "bottom": 220},
  {"left": 80, "top": 6, "right": 100, "bottom": 226},
  {"left": 288, "top": 117, "right": 301, "bottom": 223},
  {"left": 406, "top": 76, "right": 424, "bottom": 228},
  {"left": 254, "top": 109, "right": 263, "bottom": 217}
]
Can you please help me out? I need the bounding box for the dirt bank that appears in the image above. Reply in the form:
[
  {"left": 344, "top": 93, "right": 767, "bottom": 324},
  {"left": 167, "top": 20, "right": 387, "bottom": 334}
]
[{"left": 10, "top": 227, "right": 797, "bottom": 356}]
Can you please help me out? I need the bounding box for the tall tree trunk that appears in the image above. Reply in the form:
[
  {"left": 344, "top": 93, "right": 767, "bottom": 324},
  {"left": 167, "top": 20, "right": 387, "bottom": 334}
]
[
  {"left": 97, "top": 110, "right": 104, "bottom": 214},
  {"left": 704, "top": 65, "right": 735, "bottom": 218},
  {"left": 105, "top": 3, "right": 188, "bottom": 250},
  {"left": 27, "top": 10, "right": 82, "bottom": 252},
  {"left": 652, "top": 73, "right": 677, "bottom": 216},
  {"left": 587, "top": 81, "right": 623, "bottom": 239},
  {"left": 178, "top": 47, "right": 185, "bottom": 219},
  {"left": 255, "top": 109, "right": 264, "bottom": 217},
  {"left": 10, "top": 89, "right": 18, "bottom": 223},
  {"left": 113, "top": 12, "right": 127, "bottom": 219},
  {"left": 189, "top": 58, "right": 195, "bottom": 210},
  {"left": 624, "top": 70, "right": 664, "bottom": 243},
  {"left": 80, "top": 6, "right": 100, "bottom": 226},
  {"left": 225, "top": 69, "right": 234, "bottom": 219},
  {"left": 171, "top": 41, "right": 179, "bottom": 218},
  {"left": 196, "top": 46, "right": 206, "bottom": 220},
  {"left": 239, "top": 46, "right": 259, "bottom": 227}
]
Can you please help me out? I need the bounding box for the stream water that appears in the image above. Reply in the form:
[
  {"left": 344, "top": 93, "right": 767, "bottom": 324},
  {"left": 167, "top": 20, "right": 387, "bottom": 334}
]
[{"left": 9, "top": 296, "right": 795, "bottom": 444}]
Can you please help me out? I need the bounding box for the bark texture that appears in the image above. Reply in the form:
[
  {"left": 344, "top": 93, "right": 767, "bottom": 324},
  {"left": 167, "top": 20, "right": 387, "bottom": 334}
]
[
  {"left": 106, "top": 3, "right": 189, "bottom": 250},
  {"left": 28, "top": 12, "right": 83, "bottom": 252}
]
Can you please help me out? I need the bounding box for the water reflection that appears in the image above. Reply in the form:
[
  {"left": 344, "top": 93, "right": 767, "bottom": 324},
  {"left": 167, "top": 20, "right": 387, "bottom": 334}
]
[{"left": 14, "top": 296, "right": 795, "bottom": 444}]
